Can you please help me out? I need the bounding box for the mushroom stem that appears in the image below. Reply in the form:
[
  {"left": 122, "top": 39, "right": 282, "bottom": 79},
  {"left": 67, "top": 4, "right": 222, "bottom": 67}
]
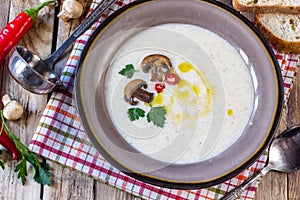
[
  {"left": 140, "top": 54, "right": 172, "bottom": 82},
  {"left": 124, "top": 79, "right": 154, "bottom": 105},
  {"left": 131, "top": 88, "right": 154, "bottom": 105},
  {"left": 150, "top": 65, "right": 163, "bottom": 82},
  {"left": 1, "top": 94, "right": 12, "bottom": 107}
]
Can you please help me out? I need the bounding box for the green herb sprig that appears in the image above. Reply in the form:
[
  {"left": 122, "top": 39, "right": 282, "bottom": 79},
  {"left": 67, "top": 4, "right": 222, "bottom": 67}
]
[
  {"left": 119, "top": 64, "right": 138, "bottom": 78},
  {"left": 127, "top": 106, "right": 166, "bottom": 128},
  {"left": 147, "top": 106, "right": 166, "bottom": 128},
  {"left": 0, "top": 158, "right": 4, "bottom": 169},
  {"left": 0, "top": 110, "right": 52, "bottom": 186},
  {"left": 128, "top": 108, "right": 145, "bottom": 121}
]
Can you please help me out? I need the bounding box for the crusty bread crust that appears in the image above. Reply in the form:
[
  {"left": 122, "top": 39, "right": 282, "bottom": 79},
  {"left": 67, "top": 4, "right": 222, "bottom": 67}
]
[
  {"left": 254, "top": 14, "right": 300, "bottom": 54},
  {"left": 233, "top": 0, "right": 300, "bottom": 14}
]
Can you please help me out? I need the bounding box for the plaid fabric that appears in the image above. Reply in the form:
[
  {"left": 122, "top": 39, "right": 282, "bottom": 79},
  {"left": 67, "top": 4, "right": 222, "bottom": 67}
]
[{"left": 29, "top": 0, "right": 300, "bottom": 199}]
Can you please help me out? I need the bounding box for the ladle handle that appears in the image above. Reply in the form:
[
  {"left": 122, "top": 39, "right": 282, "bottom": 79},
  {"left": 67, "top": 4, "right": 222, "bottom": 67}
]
[
  {"left": 44, "top": 0, "right": 116, "bottom": 66},
  {"left": 219, "top": 167, "right": 270, "bottom": 200}
]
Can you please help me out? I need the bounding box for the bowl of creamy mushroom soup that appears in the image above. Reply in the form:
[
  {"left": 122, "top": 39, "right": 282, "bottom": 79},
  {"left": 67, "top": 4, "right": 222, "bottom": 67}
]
[{"left": 75, "top": 0, "right": 283, "bottom": 189}]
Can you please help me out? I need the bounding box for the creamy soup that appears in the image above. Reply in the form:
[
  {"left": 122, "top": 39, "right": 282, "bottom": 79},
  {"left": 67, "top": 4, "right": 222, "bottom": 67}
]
[{"left": 104, "top": 23, "right": 254, "bottom": 164}]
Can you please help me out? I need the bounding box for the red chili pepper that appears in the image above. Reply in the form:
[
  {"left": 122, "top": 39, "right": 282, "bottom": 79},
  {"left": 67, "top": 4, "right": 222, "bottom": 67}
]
[
  {"left": 165, "top": 73, "right": 179, "bottom": 85},
  {"left": 0, "top": 118, "right": 18, "bottom": 160},
  {"left": 155, "top": 83, "right": 165, "bottom": 93},
  {"left": 0, "top": 0, "right": 55, "bottom": 64}
]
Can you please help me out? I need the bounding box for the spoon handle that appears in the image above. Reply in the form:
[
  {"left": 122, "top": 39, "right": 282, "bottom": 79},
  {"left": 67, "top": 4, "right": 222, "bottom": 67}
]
[
  {"left": 44, "top": 0, "right": 116, "bottom": 66},
  {"left": 220, "top": 167, "right": 270, "bottom": 200}
]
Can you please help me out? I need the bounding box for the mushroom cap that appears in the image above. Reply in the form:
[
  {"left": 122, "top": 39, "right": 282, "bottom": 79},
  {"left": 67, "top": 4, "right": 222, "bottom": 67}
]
[
  {"left": 3, "top": 100, "right": 24, "bottom": 121},
  {"left": 57, "top": 0, "right": 83, "bottom": 21},
  {"left": 140, "top": 54, "right": 172, "bottom": 73},
  {"left": 124, "top": 79, "right": 148, "bottom": 104}
]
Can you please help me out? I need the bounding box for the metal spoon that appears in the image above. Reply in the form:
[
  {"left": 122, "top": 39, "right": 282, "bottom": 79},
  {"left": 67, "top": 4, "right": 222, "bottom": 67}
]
[
  {"left": 220, "top": 126, "right": 300, "bottom": 200},
  {"left": 8, "top": 0, "right": 116, "bottom": 94}
]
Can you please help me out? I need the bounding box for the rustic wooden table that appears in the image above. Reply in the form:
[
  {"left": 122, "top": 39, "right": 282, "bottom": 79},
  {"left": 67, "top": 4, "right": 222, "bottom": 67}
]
[{"left": 0, "top": 0, "right": 299, "bottom": 199}]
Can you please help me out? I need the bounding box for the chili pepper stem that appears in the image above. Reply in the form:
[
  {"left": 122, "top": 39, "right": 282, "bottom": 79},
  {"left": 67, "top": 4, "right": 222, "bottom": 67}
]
[
  {"left": 24, "top": 0, "right": 57, "bottom": 22},
  {"left": 0, "top": 111, "right": 19, "bottom": 160},
  {"left": 0, "top": 110, "right": 20, "bottom": 146}
]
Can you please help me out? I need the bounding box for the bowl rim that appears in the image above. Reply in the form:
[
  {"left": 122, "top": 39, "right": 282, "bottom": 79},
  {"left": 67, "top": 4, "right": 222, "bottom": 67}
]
[{"left": 75, "top": 0, "right": 284, "bottom": 189}]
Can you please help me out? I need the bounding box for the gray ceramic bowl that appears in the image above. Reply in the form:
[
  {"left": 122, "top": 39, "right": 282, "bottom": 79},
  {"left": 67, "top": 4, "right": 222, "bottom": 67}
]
[{"left": 75, "top": 0, "right": 283, "bottom": 189}]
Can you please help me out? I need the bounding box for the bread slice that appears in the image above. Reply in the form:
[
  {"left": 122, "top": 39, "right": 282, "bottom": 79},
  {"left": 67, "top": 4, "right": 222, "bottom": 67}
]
[
  {"left": 254, "top": 13, "right": 300, "bottom": 54},
  {"left": 232, "top": 0, "right": 300, "bottom": 14}
]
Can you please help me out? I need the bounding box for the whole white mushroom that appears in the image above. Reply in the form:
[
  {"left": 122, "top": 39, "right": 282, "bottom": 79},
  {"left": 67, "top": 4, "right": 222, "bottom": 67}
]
[
  {"left": 1, "top": 94, "right": 24, "bottom": 121},
  {"left": 57, "top": 0, "right": 83, "bottom": 22}
]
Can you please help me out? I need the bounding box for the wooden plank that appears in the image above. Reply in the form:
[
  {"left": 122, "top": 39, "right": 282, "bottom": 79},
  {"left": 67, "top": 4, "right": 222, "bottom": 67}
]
[
  {"left": 95, "top": 183, "right": 141, "bottom": 200},
  {"left": 43, "top": 164, "right": 95, "bottom": 200},
  {"left": 255, "top": 171, "right": 287, "bottom": 200},
  {"left": 287, "top": 72, "right": 300, "bottom": 128},
  {"left": 53, "top": 0, "right": 93, "bottom": 74},
  {"left": 286, "top": 73, "right": 300, "bottom": 199},
  {"left": 43, "top": 1, "right": 140, "bottom": 199},
  {"left": 42, "top": 1, "right": 97, "bottom": 199},
  {"left": 0, "top": 0, "right": 11, "bottom": 85},
  {"left": 0, "top": 1, "right": 16, "bottom": 199},
  {"left": 255, "top": 112, "right": 288, "bottom": 200},
  {"left": 256, "top": 68, "right": 300, "bottom": 199},
  {"left": 0, "top": 0, "right": 55, "bottom": 199},
  {"left": 288, "top": 170, "right": 300, "bottom": 200},
  {"left": 9, "top": 1, "right": 55, "bottom": 58}
]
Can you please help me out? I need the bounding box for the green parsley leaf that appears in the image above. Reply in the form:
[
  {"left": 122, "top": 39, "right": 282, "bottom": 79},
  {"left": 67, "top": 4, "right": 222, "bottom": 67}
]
[
  {"left": 119, "top": 64, "right": 136, "bottom": 78},
  {"left": 146, "top": 106, "right": 166, "bottom": 127},
  {"left": 128, "top": 108, "right": 145, "bottom": 121},
  {"left": 0, "top": 160, "right": 4, "bottom": 170},
  {"left": 15, "top": 159, "right": 27, "bottom": 185},
  {"left": 0, "top": 150, "right": 4, "bottom": 170},
  {"left": 0, "top": 110, "right": 52, "bottom": 186},
  {"left": 34, "top": 162, "right": 52, "bottom": 186}
]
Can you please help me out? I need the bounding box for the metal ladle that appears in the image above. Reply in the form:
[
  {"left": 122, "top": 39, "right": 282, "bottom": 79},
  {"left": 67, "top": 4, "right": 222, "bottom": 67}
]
[
  {"left": 220, "top": 126, "right": 300, "bottom": 200},
  {"left": 8, "top": 0, "right": 116, "bottom": 94}
]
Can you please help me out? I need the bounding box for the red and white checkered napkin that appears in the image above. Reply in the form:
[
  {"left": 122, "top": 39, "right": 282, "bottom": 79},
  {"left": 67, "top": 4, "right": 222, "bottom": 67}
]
[{"left": 29, "top": 0, "right": 299, "bottom": 199}]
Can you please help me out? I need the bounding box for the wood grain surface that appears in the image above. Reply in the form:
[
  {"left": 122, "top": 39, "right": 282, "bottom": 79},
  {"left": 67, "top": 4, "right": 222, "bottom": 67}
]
[{"left": 0, "top": 0, "right": 299, "bottom": 199}]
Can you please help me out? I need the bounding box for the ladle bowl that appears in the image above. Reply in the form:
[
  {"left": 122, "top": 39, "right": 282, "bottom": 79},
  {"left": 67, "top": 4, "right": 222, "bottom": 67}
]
[
  {"left": 7, "top": 0, "right": 116, "bottom": 94},
  {"left": 8, "top": 46, "right": 62, "bottom": 94}
]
